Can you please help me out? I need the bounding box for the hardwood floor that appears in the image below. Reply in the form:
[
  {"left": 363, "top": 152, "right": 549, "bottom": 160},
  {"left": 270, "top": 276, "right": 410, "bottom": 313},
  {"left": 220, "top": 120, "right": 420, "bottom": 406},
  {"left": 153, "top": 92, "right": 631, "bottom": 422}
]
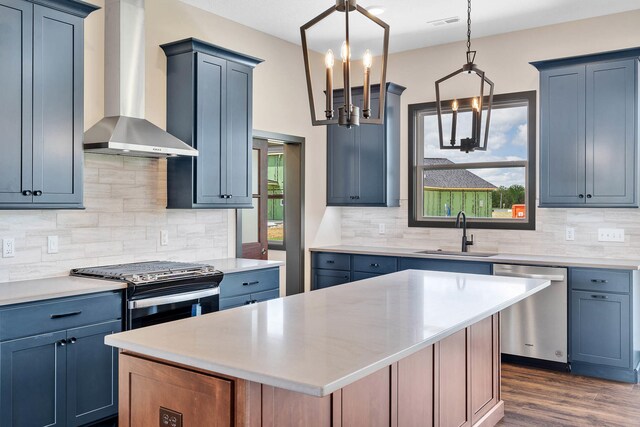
[{"left": 499, "top": 363, "right": 640, "bottom": 426}]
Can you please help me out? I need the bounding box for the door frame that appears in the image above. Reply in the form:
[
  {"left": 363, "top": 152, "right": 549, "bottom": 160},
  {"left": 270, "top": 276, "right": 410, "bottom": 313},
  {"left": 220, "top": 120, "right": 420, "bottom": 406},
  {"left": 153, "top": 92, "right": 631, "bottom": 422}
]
[{"left": 236, "top": 130, "right": 305, "bottom": 296}]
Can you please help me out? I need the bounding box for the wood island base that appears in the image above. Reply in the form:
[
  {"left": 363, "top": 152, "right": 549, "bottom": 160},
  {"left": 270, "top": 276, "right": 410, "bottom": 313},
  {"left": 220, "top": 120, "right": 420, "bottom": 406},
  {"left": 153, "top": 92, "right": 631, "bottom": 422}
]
[{"left": 118, "top": 314, "right": 501, "bottom": 427}]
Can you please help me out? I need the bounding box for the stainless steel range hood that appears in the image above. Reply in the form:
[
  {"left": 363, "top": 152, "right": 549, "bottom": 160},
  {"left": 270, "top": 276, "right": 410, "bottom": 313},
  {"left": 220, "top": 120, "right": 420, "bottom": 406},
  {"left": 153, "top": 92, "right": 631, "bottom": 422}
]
[{"left": 84, "top": 0, "right": 197, "bottom": 158}]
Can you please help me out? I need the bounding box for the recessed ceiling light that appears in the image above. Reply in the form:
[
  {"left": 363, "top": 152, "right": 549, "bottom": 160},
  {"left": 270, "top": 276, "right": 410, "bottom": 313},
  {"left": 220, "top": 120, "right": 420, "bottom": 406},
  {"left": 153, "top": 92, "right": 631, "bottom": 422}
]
[{"left": 367, "top": 6, "right": 385, "bottom": 16}]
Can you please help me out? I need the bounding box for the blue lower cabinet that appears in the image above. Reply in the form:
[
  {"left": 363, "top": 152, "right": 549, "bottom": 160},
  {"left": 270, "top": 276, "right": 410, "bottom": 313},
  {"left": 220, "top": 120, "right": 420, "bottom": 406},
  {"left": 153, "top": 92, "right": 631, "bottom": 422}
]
[
  {"left": 398, "top": 257, "right": 492, "bottom": 275},
  {"left": 0, "top": 291, "right": 122, "bottom": 426},
  {"left": 219, "top": 268, "right": 280, "bottom": 310},
  {"left": 67, "top": 320, "right": 121, "bottom": 426},
  {"left": 0, "top": 331, "right": 68, "bottom": 426},
  {"left": 313, "top": 269, "right": 351, "bottom": 290},
  {"left": 353, "top": 272, "right": 382, "bottom": 281}
]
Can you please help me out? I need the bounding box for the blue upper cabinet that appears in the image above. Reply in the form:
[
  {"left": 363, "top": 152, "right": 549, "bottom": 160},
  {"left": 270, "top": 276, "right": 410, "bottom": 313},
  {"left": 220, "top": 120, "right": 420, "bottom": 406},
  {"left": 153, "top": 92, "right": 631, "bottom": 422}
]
[
  {"left": 0, "top": 0, "right": 96, "bottom": 209},
  {"left": 327, "top": 83, "right": 405, "bottom": 207},
  {"left": 161, "top": 38, "right": 263, "bottom": 209},
  {"left": 534, "top": 49, "right": 640, "bottom": 207}
]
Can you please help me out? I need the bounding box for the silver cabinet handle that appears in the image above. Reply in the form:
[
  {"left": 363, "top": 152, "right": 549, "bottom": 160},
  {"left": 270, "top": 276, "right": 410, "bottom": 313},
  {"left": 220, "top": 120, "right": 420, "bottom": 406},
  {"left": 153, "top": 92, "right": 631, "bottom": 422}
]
[{"left": 128, "top": 287, "right": 219, "bottom": 309}]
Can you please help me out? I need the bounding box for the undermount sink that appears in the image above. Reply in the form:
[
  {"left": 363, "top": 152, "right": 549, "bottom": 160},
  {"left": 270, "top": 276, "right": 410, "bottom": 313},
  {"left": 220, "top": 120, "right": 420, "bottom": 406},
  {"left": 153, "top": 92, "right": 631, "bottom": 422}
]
[{"left": 415, "top": 250, "right": 498, "bottom": 257}]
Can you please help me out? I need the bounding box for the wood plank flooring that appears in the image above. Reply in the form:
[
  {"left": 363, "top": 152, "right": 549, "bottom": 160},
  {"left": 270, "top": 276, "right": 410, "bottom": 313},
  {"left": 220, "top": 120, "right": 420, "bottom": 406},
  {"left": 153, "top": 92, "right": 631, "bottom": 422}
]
[{"left": 498, "top": 363, "right": 640, "bottom": 426}]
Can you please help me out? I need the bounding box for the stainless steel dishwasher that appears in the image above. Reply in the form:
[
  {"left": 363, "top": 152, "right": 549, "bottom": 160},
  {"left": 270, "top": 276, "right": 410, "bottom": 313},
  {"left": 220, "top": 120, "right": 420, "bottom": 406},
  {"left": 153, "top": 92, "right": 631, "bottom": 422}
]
[{"left": 494, "top": 264, "right": 568, "bottom": 365}]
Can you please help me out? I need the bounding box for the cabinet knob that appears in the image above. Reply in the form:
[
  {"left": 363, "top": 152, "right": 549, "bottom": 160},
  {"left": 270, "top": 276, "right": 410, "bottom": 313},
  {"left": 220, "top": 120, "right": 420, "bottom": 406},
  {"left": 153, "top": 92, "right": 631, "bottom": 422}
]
[
  {"left": 68, "top": 337, "right": 77, "bottom": 344},
  {"left": 34, "top": 190, "right": 43, "bottom": 196},
  {"left": 57, "top": 340, "right": 66, "bottom": 347},
  {"left": 22, "top": 190, "right": 32, "bottom": 196},
  {"left": 590, "top": 294, "right": 608, "bottom": 299},
  {"left": 578, "top": 194, "right": 584, "bottom": 199},
  {"left": 590, "top": 279, "right": 608, "bottom": 284},
  {"left": 586, "top": 194, "right": 592, "bottom": 199},
  {"left": 370, "top": 263, "right": 380, "bottom": 268}
]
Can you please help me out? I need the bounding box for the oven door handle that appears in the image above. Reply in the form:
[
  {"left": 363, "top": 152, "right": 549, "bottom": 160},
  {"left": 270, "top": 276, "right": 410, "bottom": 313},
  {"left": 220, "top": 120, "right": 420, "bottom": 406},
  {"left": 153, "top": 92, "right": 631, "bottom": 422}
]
[{"left": 128, "top": 287, "right": 220, "bottom": 310}]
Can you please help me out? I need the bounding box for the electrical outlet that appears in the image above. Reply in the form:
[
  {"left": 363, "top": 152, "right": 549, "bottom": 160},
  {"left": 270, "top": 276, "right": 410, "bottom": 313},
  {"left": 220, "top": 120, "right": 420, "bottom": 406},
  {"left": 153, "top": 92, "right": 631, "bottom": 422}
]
[
  {"left": 47, "top": 236, "right": 59, "bottom": 254},
  {"left": 565, "top": 227, "right": 575, "bottom": 241},
  {"left": 378, "top": 224, "right": 386, "bottom": 235},
  {"left": 2, "top": 238, "right": 15, "bottom": 258},
  {"left": 598, "top": 228, "right": 624, "bottom": 242},
  {"left": 160, "top": 230, "right": 169, "bottom": 246}
]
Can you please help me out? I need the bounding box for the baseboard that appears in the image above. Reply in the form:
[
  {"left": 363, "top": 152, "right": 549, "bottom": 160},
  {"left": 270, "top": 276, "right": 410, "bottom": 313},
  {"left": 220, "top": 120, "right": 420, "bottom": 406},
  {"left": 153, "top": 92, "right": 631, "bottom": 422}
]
[
  {"left": 501, "top": 354, "right": 569, "bottom": 372},
  {"left": 570, "top": 361, "right": 638, "bottom": 383},
  {"left": 474, "top": 400, "right": 504, "bottom": 427}
]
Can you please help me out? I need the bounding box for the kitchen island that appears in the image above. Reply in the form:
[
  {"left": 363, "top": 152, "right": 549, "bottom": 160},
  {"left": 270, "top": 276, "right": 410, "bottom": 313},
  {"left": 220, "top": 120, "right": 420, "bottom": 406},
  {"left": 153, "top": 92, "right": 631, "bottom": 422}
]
[{"left": 105, "top": 270, "right": 549, "bottom": 426}]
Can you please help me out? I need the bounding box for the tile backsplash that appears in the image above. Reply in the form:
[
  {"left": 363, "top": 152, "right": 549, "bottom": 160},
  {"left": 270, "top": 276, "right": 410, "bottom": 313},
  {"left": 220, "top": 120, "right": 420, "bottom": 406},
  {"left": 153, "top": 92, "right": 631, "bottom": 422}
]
[
  {"left": 0, "top": 154, "right": 228, "bottom": 282},
  {"left": 341, "top": 200, "right": 640, "bottom": 260}
]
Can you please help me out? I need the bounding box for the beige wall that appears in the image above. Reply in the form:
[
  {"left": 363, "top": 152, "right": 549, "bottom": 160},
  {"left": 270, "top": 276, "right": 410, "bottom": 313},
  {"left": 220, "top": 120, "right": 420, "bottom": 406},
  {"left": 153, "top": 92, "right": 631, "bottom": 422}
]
[{"left": 341, "top": 10, "right": 640, "bottom": 259}]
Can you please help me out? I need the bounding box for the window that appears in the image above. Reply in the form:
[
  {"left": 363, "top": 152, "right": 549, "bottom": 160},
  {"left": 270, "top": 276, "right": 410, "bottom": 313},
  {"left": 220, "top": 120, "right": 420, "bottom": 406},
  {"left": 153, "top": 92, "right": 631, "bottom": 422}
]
[
  {"left": 267, "top": 142, "right": 285, "bottom": 248},
  {"left": 409, "top": 91, "right": 536, "bottom": 230}
]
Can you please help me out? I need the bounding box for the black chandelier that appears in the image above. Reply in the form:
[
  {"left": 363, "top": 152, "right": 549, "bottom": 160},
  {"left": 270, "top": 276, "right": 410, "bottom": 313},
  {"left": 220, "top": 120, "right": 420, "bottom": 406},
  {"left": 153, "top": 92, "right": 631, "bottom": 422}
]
[
  {"left": 435, "top": 0, "right": 494, "bottom": 153},
  {"left": 300, "top": 0, "right": 390, "bottom": 127}
]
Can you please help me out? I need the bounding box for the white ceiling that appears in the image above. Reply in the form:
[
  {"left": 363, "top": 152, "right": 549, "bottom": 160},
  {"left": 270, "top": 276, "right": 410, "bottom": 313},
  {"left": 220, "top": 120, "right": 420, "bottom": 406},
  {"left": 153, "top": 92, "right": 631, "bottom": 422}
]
[{"left": 179, "top": 0, "right": 640, "bottom": 54}]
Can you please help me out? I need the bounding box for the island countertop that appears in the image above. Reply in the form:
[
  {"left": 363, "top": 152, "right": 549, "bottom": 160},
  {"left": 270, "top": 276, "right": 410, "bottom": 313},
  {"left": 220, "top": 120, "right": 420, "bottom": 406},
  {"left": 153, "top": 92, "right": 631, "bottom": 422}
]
[{"left": 106, "top": 269, "right": 549, "bottom": 397}]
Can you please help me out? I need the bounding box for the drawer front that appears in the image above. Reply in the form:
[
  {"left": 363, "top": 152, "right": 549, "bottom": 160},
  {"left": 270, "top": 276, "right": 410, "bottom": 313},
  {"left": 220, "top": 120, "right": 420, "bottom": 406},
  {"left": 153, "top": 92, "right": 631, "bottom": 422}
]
[
  {"left": 219, "top": 268, "right": 279, "bottom": 299},
  {"left": 353, "top": 255, "right": 397, "bottom": 274},
  {"left": 313, "top": 252, "right": 351, "bottom": 271},
  {"left": 353, "top": 272, "right": 381, "bottom": 281},
  {"left": 219, "top": 289, "right": 280, "bottom": 310},
  {"left": 570, "top": 268, "right": 631, "bottom": 294},
  {"left": 0, "top": 291, "right": 122, "bottom": 341},
  {"left": 313, "top": 269, "right": 351, "bottom": 290}
]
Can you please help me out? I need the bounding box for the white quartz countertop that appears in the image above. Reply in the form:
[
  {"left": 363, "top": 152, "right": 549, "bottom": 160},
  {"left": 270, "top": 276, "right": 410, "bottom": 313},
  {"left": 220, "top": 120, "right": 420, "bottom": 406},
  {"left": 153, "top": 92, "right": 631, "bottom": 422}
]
[
  {"left": 0, "top": 276, "right": 127, "bottom": 307},
  {"left": 310, "top": 245, "right": 640, "bottom": 270},
  {"left": 204, "top": 258, "right": 283, "bottom": 274},
  {"left": 105, "top": 269, "right": 550, "bottom": 397},
  {"left": 0, "top": 258, "right": 282, "bottom": 306}
]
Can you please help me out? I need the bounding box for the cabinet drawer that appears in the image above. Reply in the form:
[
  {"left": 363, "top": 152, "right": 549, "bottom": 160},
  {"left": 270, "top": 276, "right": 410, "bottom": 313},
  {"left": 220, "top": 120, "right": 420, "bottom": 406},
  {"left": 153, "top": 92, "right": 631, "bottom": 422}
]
[
  {"left": 398, "top": 258, "right": 492, "bottom": 275},
  {"left": 570, "top": 268, "right": 631, "bottom": 294},
  {"left": 0, "top": 292, "right": 122, "bottom": 341},
  {"left": 353, "top": 272, "right": 382, "bottom": 281},
  {"left": 219, "top": 289, "right": 280, "bottom": 310},
  {"left": 219, "top": 268, "right": 279, "bottom": 299},
  {"left": 314, "top": 252, "right": 351, "bottom": 271},
  {"left": 313, "top": 269, "right": 351, "bottom": 290},
  {"left": 353, "top": 255, "right": 397, "bottom": 274}
]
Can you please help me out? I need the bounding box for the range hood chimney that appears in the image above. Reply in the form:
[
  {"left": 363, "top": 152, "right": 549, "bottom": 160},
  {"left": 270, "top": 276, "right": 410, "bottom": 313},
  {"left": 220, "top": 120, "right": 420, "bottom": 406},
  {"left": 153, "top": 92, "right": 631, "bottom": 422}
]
[{"left": 84, "top": 0, "right": 198, "bottom": 158}]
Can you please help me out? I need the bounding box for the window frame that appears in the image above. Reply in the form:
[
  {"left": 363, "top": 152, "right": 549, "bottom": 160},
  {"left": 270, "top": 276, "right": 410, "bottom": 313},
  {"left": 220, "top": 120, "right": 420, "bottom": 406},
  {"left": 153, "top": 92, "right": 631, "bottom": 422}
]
[
  {"left": 267, "top": 144, "right": 286, "bottom": 250},
  {"left": 408, "top": 90, "right": 537, "bottom": 230}
]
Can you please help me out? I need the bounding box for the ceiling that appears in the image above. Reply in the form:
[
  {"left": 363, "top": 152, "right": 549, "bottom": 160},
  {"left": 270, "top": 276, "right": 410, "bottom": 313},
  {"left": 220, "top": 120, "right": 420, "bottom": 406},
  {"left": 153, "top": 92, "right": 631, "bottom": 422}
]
[{"left": 178, "top": 0, "right": 640, "bottom": 54}]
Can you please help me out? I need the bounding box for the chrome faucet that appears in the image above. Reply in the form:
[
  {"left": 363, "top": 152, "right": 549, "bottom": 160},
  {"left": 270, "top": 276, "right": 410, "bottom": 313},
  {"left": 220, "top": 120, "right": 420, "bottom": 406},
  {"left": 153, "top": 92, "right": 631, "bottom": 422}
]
[{"left": 455, "top": 211, "right": 474, "bottom": 252}]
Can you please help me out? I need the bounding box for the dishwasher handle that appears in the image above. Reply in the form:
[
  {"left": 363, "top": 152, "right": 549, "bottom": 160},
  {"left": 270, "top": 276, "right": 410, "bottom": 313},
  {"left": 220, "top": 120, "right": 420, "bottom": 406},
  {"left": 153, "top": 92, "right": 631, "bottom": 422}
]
[{"left": 493, "top": 271, "right": 565, "bottom": 282}]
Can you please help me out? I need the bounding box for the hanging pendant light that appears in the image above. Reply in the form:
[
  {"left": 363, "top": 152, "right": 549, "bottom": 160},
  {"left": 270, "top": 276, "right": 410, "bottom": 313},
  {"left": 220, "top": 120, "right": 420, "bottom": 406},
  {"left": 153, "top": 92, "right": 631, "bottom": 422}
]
[
  {"left": 435, "top": 0, "right": 494, "bottom": 152},
  {"left": 300, "top": 0, "right": 390, "bottom": 127}
]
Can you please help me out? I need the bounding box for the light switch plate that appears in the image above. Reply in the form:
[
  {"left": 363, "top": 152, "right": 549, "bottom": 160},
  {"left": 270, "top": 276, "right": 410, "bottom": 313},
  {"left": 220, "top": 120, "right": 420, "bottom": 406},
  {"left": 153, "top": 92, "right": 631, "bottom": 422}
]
[
  {"left": 160, "top": 230, "right": 169, "bottom": 246},
  {"left": 2, "top": 238, "right": 15, "bottom": 258},
  {"left": 47, "top": 236, "right": 59, "bottom": 254},
  {"left": 565, "top": 227, "right": 575, "bottom": 241},
  {"left": 598, "top": 228, "right": 624, "bottom": 242},
  {"left": 378, "top": 224, "right": 386, "bottom": 235}
]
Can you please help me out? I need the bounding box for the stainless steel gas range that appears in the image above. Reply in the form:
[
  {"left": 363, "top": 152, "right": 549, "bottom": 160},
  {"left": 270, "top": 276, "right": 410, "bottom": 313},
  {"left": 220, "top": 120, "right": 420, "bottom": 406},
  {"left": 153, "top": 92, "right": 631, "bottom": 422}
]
[{"left": 71, "top": 261, "right": 224, "bottom": 330}]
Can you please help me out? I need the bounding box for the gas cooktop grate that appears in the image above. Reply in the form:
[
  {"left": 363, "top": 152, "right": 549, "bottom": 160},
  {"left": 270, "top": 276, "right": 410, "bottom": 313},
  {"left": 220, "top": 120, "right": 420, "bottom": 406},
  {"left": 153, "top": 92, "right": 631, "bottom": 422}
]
[{"left": 71, "top": 261, "right": 217, "bottom": 281}]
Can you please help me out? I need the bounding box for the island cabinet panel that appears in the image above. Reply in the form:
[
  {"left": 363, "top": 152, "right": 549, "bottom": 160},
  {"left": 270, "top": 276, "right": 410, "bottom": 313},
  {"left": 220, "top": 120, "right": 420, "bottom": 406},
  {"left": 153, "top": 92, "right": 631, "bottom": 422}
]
[
  {"left": 119, "top": 354, "right": 233, "bottom": 427},
  {"left": 261, "top": 386, "right": 332, "bottom": 427},
  {"left": 340, "top": 366, "right": 393, "bottom": 427},
  {"left": 470, "top": 316, "right": 500, "bottom": 424},
  {"left": 437, "top": 329, "right": 471, "bottom": 427},
  {"left": 397, "top": 345, "right": 434, "bottom": 427}
]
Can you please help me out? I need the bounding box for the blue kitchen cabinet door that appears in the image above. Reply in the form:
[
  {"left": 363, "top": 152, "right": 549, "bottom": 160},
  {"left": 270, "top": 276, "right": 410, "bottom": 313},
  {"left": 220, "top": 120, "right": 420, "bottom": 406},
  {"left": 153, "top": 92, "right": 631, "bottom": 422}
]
[
  {"left": 326, "top": 84, "right": 404, "bottom": 207},
  {"left": 66, "top": 320, "right": 121, "bottom": 426},
  {"left": 313, "top": 269, "right": 352, "bottom": 290},
  {"left": 226, "top": 60, "right": 254, "bottom": 206},
  {"left": 585, "top": 59, "right": 637, "bottom": 205},
  {"left": 539, "top": 65, "right": 586, "bottom": 206},
  {"left": 0, "top": 0, "right": 33, "bottom": 205},
  {"left": 398, "top": 257, "right": 492, "bottom": 275},
  {"left": 0, "top": 331, "right": 68, "bottom": 426},
  {"left": 571, "top": 290, "right": 630, "bottom": 368},
  {"left": 32, "top": 4, "right": 84, "bottom": 206}
]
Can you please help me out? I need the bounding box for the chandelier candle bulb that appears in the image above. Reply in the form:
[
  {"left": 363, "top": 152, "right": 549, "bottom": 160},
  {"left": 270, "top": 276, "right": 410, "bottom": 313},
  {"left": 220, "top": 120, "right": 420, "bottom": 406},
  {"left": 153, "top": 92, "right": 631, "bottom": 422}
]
[
  {"left": 341, "top": 41, "right": 352, "bottom": 120},
  {"left": 363, "top": 49, "right": 372, "bottom": 118},
  {"left": 472, "top": 97, "right": 479, "bottom": 141},
  {"left": 325, "top": 49, "right": 334, "bottom": 118},
  {"left": 451, "top": 99, "right": 458, "bottom": 145}
]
